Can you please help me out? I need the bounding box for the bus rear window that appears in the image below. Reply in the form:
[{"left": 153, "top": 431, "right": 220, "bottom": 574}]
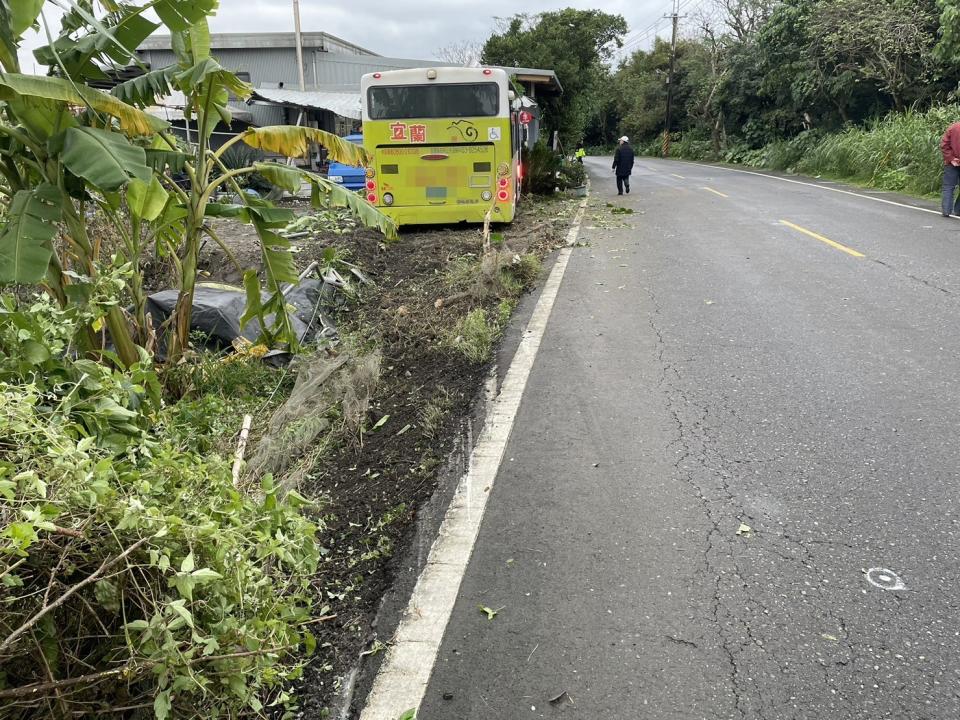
[{"left": 367, "top": 83, "right": 499, "bottom": 120}]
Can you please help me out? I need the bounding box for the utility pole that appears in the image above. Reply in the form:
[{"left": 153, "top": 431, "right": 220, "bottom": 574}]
[
  {"left": 663, "top": 0, "right": 680, "bottom": 157},
  {"left": 292, "top": 0, "right": 306, "bottom": 91}
]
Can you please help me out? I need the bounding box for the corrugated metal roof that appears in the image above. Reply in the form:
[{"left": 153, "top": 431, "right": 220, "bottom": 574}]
[
  {"left": 139, "top": 31, "right": 377, "bottom": 55},
  {"left": 144, "top": 90, "right": 254, "bottom": 123},
  {"left": 250, "top": 88, "right": 361, "bottom": 119}
]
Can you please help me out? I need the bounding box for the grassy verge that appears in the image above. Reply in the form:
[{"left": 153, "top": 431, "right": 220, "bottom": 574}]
[{"left": 644, "top": 104, "right": 960, "bottom": 200}]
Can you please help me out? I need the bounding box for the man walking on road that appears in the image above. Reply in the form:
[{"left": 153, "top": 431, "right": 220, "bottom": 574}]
[
  {"left": 940, "top": 121, "right": 960, "bottom": 216},
  {"left": 612, "top": 136, "right": 635, "bottom": 195}
]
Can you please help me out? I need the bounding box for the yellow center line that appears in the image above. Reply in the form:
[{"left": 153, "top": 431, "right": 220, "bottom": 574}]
[
  {"left": 703, "top": 186, "right": 728, "bottom": 198},
  {"left": 671, "top": 173, "right": 686, "bottom": 179},
  {"left": 779, "top": 220, "right": 865, "bottom": 258}
]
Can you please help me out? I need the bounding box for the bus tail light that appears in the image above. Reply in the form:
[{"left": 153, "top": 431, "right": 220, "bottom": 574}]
[
  {"left": 367, "top": 193, "right": 378, "bottom": 203},
  {"left": 383, "top": 192, "right": 394, "bottom": 206},
  {"left": 498, "top": 177, "right": 509, "bottom": 189},
  {"left": 497, "top": 190, "right": 509, "bottom": 202},
  {"left": 481, "top": 190, "right": 492, "bottom": 201},
  {"left": 366, "top": 180, "right": 376, "bottom": 191}
]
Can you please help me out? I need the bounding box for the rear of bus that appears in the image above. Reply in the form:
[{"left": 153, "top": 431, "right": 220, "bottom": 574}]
[{"left": 360, "top": 67, "right": 518, "bottom": 226}]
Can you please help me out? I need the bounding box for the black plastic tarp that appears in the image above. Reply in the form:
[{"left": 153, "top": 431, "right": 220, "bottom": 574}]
[{"left": 145, "top": 280, "right": 339, "bottom": 352}]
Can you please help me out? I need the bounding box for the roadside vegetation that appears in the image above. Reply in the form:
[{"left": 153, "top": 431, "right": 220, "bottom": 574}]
[
  {"left": 612, "top": 0, "right": 960, "bottom": 196},
  {"left": 485, "top": 2, "right": 960, "bottom": 199},
  {"left": 0, "top": 5, "right": 582, "bottom": 717}
]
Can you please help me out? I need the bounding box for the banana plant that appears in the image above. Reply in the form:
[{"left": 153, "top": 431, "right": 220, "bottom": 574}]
[
  {"left": 0, "top": 2, "right": 168, "bottom": 366},
  {"left": 0, "top": 0, "right": 396, "bottom": 367}
]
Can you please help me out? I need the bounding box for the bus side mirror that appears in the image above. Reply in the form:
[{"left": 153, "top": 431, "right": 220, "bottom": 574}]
[{"left": 511, "top": 98, "right": 522, "bottom": 111}]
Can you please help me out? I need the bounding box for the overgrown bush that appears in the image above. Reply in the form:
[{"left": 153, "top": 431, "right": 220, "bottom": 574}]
[
  {"left": 0, "top": 293, "right": 319, "bottom": 718},
  {"left": 523, "top": 141, "right": 563, "bottom": 195},
  {"left": 558, "top": 159, "right": 587, "bottom": 189},
  {"left": 791, "top": 106, "right": 954, "bottom": 196}
]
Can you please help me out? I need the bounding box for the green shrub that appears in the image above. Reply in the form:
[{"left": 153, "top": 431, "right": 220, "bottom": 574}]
[
  {"left": 0, "top": 292, "right": 318, "bottom": 718},
  {"left": 523, "top": 141, "right": 562, "bottom": 195},
  {"left": 558, "top": 159, "right": 586, "bottom": 188}
]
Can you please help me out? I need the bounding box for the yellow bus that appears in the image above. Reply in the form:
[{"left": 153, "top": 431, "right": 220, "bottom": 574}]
[{"left": 360, "top": 67, "right": 522, "bottom": 226}]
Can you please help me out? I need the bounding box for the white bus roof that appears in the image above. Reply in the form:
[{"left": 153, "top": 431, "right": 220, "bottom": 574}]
[{"left": 360, "top": 67, "right": 509, "bottom": 89}]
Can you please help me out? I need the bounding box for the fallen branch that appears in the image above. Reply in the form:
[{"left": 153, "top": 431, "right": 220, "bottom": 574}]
[
  {"left": 52, "top": 526, "right": 85, "bottom": 540},
  {"left": 0, "top": 538, "right": 149, "bottom": 657},
  {"left": 0, "top": 644, "right": 298, "bottom": 701}
]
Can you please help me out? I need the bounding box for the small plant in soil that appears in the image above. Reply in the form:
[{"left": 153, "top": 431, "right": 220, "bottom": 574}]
[
  {"left": 420, "top": 386, "right": 455, "bottom": 439},
  {"left": 449, "top": 308, "right": 497, "bottom": 363}
]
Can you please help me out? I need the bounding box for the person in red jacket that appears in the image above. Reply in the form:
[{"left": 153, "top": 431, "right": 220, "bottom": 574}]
[{"left": 940, "top": 121, "right": 960, "bottom": 216}]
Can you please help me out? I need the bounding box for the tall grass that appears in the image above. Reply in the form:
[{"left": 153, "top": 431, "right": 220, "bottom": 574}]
[
  {"left": 635, "top": 105, "right": 959, "bottom": 198},
  {"left": 793, "top": 106, "right": 956, "bottom": 197}
]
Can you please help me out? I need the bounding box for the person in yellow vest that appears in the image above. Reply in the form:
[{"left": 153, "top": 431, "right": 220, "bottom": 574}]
[{"left": 575, "top": 143, "right": 586, "bottom": 163}]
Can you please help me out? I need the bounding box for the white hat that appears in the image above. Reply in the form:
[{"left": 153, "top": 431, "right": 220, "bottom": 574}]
[{"left": 620, "top": 136, "right": 629, "bottom": 142}]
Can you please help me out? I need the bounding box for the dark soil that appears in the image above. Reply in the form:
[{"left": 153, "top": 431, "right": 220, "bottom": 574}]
[{"left": 198, "top": 195, "right": 580, "bottom": 718}]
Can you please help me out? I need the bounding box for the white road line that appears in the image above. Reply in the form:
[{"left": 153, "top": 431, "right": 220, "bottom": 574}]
[
  {"left": 674, "top": 161, "right": 950, "bottom": 219},
  {"left": 359, "top": 192, "right": 591, "bottom": 720}
]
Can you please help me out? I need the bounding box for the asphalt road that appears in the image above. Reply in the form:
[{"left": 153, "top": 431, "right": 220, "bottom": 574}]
[{"left": 415, "top": 158, "right": 960, "bottom": 719}]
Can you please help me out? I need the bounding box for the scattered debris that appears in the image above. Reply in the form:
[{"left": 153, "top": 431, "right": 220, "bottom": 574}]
[
  {"left": 736, "top": 523, "right": 753, "bottom": 537},
  {"left": 548, "top": 690, "right": 575, "bottom": 706},
  {"left": 479, "top": 605, "right": 504, "bottom": 620}
]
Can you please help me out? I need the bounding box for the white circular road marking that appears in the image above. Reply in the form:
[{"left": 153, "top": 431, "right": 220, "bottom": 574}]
[{"left": 866, "top": 567, "right": 907, "bottom": 591}]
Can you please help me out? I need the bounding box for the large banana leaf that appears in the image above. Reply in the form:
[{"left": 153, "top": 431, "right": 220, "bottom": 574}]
[
  {"left": 34, "top": 8, "right": 157, "bottom": 80},
  {"left": 253, "top": 163, "right": 303, "bottom": 193},
  {"left": 154, "top": 0, "right": 219, "bottom": 32},
  {"left": 5, "top": 94, "right": 76, "bottom": 141},
  {"left": 61, "top": 127, "right": 153, "bottom": 191},
  {"left": 111, "top": 66, "right": 177, "bottom": 107},
  {"left": 0, "top": 73, "right": 167, "bottom": 136},
  {"left": 241, "top": 127, "right": 370, "bottom": 166},
  {"left": 10, "top": 0, "right": 43, "bottom": 36},
  {"left": 0, "top": 1, "right": 21, "bottom": 71},
  {"left": 250, "top": 163, "right": 396, "bottom": 240},
  {"left": 174, "top": 58, "right": 252, "bottom": 100},
  {"left": 306, "top": 169, "right": 397, "bottom": 241},
  {"left": 127, "top": 176, "right": 169, "bottom": 222},
  {"left": 0, "top": 184, "right": 63, "bottom": 284},
  {"left": 0, "top": 0, "right": 42, "bottom": 70},
  {"left": 244, "top": 213, "right": 298, "bottom": 345},
  {"left": 145, "top": 148, "right": 188, "bottom": 174}
]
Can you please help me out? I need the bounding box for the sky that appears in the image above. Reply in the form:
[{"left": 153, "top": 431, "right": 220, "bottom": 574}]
[{"left": 17, "top": 0, "right": 682, "bottom": 73}]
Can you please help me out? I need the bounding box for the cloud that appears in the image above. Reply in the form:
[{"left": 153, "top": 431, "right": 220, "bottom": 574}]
[{"left": 18, "top": 0, "right": 672, "bottom": 70}]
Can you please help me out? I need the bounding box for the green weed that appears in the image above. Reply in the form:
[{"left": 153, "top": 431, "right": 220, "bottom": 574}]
[
  {"left": 420, "top": 385, "right": 454, "bottom": 439},
  {"left": 449, "top": 308, "right": 497, "bottom": 363}
]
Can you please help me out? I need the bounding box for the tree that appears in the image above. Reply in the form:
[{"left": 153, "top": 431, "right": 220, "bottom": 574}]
[
  {"left": 808, "top": 0, "right": 940, "bottom": 111},
  {"left": 719, "top": 0, "right": 777, "bottom": 41},
  {"left": 934, "top": 0, "right": 960, "bottom": 65},
  {"left": 481, "top": 8, "right": 628, "bottom": 144},
  {"left": 434, "top": 40, "right": 482, "bottom": 66}
]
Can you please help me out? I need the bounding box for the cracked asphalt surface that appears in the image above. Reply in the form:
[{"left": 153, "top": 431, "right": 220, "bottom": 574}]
[{"left": 414, "top": 158, "right": 960, "bottom": 719}]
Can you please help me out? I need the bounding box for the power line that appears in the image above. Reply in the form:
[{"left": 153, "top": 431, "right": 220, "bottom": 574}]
[{"left": 618, "top": 0, "right": 711, "bottom": 58}]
